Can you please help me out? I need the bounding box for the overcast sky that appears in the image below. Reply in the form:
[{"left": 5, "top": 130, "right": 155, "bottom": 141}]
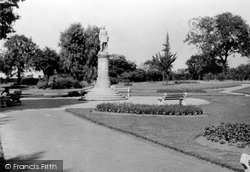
[{"left": 1, "top": 0, "right": 250, "bottom": 70}]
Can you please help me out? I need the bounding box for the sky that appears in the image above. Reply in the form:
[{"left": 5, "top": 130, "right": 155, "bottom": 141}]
[{"left": 1, "top": 0, "right": 250, "bottom": 70}]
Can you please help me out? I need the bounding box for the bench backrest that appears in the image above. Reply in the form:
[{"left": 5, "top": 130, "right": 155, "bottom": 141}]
[
  {"left": 241, "top": 153, "right": 250, "bottom": 172},
  {"left": 163, "top": 92, "right": 187, "bottom": 99}
]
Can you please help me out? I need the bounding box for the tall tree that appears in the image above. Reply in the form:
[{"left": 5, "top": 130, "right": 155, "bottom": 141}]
[
  {"left": 59, "top": 23, "right": 100, "bottom": 82},
  {"left": 3, "top": 34, "right": 37, "bottom": 84},
  {"left": 186, "top": 54, "right": 222, "bottom": 80},
  {"left": 109, "top": 54, "right": 136, "bottom": 83},
  {"left": 185, "top": 12, "right": 250, "bottom": 74},
  {"left": 32, "top": 47, "right": 60, "bottom": 81},
  {"left": 146, "top": 33, "right": 177, "bottom": 84},
  {"left": 0, "top": 0, "right": 25, "bottom": 39}
]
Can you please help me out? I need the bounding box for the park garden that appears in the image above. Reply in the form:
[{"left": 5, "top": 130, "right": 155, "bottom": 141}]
[{"left": 1, "top": 0, "right": 250, "bottom": 172}]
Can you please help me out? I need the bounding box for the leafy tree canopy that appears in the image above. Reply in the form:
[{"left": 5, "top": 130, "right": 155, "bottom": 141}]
[
  {"left": 0, "top": 0, "right": 25, "bottom": 39},
  {"left": 185, "top": 12, "right": 250, "bottom": 74},
  {"left": 146, "top": 33, "right": 177, "bottom": 84},
  {"left": 186, "top": 54, "right": 222, "bottom": 80},
  {"left": 32, "top": 47, "right": 60, "bottom": 81},
  {"left": 59, "top": 23, "right": 100, "bottom": 81},
  {"left": 3, "top": 34, "right": 37, "bottom": 84}
]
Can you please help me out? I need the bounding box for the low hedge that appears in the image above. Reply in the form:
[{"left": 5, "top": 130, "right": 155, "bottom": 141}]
[
  {"left": 96, "top": 103, "right": 203, "bottom": 116},
  {"left": 204, "top": 123, "right": 250, "bottom": 148},
  {"left": 157, "top": 88, "right": 206, "bottom": 93}
]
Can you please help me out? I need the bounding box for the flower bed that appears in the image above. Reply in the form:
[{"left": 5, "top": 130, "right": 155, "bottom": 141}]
[
  {"left": 204, "top": 123, "right": 250, "bottom": 148},
  {"left": 96, "top": 103, "right": 203, "bottom": 116},
  {"left": 157, "top": 88, "right": 206, "bottom": 93}
]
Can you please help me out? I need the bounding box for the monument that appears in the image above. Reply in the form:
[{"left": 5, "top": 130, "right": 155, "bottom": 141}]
[{"left": 83, "top": 26, "right": 127, "bottom": 101}]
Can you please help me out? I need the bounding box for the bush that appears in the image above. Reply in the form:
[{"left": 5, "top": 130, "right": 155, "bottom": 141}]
[
  {"left": 110, "top": 77, "right": 119, "bottom": 85},
  {"left": 203, "top": 73, "right": 215, "bottom": 81},
  {"left": 50, "top": 77, "right": 82, "bottom": 89},
  {"left": 216, "top": 73, "right": 226, "bottom": 81},
  {"left": 157, "top": 88, "right": 206, "bottom": 93},
  {"left": 204, "top": 123, "right": 250, "bottom": 148},
  {"left": 96, "top": 102, "right": 203, "bottom": 116},
  {"left": 21, "top": 78, "right": 39, "bottom": 85},
  {"left": 37, "top": 80, "right": 48, "bottom": 89},
  {"left": 79, "top": 81, "right": 88, "bottom": 87}
]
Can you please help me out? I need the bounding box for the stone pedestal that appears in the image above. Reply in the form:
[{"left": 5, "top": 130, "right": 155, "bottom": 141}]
[{"left": 83, "top": 52, "right": 127, "bottom": 101}]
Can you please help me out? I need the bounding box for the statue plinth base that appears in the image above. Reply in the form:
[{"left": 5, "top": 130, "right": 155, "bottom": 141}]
[{"left": 82, "top": 52, "right": 127, "bottom": 101}]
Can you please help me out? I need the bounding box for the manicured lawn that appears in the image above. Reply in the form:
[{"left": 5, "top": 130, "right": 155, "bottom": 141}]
[
  {"left": 117, "top": 81, "right": 243, "bottom": 90},
  {"left": 115, "top": 81, "right": 246, "bottom": 97},
  {"left": 233, "top": 86, "right": 250, "bottom": 94},
  {"left": 67, "top": 95, "right": 250, "bottom": 172}
]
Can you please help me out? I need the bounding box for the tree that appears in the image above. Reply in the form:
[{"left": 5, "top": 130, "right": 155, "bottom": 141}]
[
  {"left": 146, "top": 33, "right": 177, "bottom": 84},
  {"left": 185, "top": 12, "right": 250, "bottom": 75},
  {"left": 3, "top": 34, "right": 37, "bottom": 84},
  {"left": 186, "top": 54, "right": 222, "bottom": 80},
  {"left": 0, "top": 0, "right": 25, "bottom": 39},
  {"left": 32, "top": 47, "right": 60, "bottom": 81},
  {"left": 59, "top": 23, "right": 100, "bottom": 82},
  {"left": 109, "top": 54, "right": 136, "bottom": 83}
]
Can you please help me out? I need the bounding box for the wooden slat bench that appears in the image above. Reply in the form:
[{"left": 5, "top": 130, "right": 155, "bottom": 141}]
[
  {"left": 158, "top": 92, "right": 187, "bottom": 105},
  {"left": 111, "top": 86, "right": 131, "bottom": 97}
]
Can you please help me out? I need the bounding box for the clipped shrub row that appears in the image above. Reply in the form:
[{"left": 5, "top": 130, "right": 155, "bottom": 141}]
[
  {"left": 157, "top": 88, "right": 206, "bottom": 93},
  {"left": 204, "top": 123, "right": 250, "bottom": 148},
  {"left": 96, "top": 103, "right": 203, "bottom": 116}
]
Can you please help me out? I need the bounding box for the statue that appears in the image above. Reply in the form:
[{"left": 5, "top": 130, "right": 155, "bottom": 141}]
[{"left": 99, "top": 26, "right": 109, "bottom": 52}]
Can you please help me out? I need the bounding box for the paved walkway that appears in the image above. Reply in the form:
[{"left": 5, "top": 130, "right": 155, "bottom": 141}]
[
  {"left": 220, "top": 83, "right": 250, "bottom": 96},
  {"left": 1, "top": 84, "right": 249, "bottom": 171}
]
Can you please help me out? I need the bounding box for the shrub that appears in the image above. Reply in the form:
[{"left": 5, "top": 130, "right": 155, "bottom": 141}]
[
  {"left": 203, "top": 73, "right": 215, "bottom": 81},
  {"left": 204, "top": 123, "right": 250, "bottom": 148},
  {"left": 157, "top": 88, "right": 206, "bottom": 93},
  {"left": 50, "top": 77, "right": 82, "bottom": 89},
  {"left": 216, "top": 73, "right": 226, "bottom": 81},
  {"left": 22, "top": 78, "right": 39, "bottom": 85},
  {"left": 37, "top": 80, "right": 48, "bottom": 89},
  {"left": 96, "top": 103, "right": 203, "bottom": 116},
  {"left": 110, "top": 77, "right": 119, "bottom": 85},
  {"left": 79, "top": 81, "right": 88, "bottom": 87}
]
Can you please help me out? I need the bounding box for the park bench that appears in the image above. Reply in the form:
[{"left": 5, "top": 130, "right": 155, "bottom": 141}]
[
  {"left": 158, "top": 92, "right": 187, "bottom": 105},
  {"left": 240, "top": 153, "right": 250, "bottom": 172},
  {"left": 111, "top": 86, "right": 131, "bottom": 97},
  {"left": 8, "top": 90, "right": 22, "bottom": 106},
  {"left": 0, "top": 96, "right": 7, "bottom": 108}
]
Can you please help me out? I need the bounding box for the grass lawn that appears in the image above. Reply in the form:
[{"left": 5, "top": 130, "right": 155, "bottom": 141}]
[
  {"left": 117, "top": 81, "right": 244, "bottom": 90},
  {"left": 233, "top": 86, "right": 250, "bottom": 94},
  {"left": 67, "top": 95, "right": 250, "bottom": 172}
]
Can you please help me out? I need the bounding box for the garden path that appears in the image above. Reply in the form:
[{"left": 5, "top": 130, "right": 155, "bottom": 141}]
[{"left": 220, "top": 83, "right": 250, "bottom": 96}]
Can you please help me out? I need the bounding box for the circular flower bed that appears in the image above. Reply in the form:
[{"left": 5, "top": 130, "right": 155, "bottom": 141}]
[
  {"left": 204, "top": 123, "right": 250, "bottom": 148},
  {"left": 96, "top": 102, "right": 203, "bottom": 116}
]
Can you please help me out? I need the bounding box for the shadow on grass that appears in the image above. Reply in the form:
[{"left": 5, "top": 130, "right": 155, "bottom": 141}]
[
  {"left": 0, "top": 98, "right": 88, "bottom": 113},
  {"left": 0, "top": 151, "right": 71, "bottom": 172}
]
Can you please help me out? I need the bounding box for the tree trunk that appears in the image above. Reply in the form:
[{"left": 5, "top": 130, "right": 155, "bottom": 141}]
[
  {"left": 222, "top": 62, "right": 227, "bottom": 75},
  {"left": 162, "top": 72, "right": 165, "bottom": 85},
  {"left": 220, "top": 55, "right": 228, "bottom": 75},
  {"left": 17, "top": 68, "right": 21, "bottom": 85}
]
